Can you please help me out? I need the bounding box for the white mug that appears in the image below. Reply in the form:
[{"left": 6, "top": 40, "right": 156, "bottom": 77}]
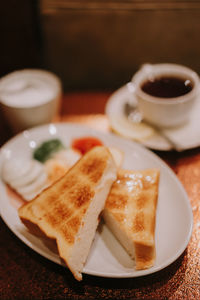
[
  {"left": 130, "top": 63, "right": 200, "bottom": 128},
  {"left": 0, "top": 69, "right": 62, "bottom": 133}
]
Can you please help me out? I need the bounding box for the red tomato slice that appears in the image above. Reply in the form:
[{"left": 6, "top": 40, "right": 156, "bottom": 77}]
[{"left": 72, "top": 137, "right": 103, "bottom": 154}]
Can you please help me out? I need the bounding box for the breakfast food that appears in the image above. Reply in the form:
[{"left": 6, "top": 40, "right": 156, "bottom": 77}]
[
  {"left": 72, "top": 136, "right": 103, "bottom": 154},
  {"left": 103, "top": 168, "right": 159, "bottom": 270},
  {"left": 44, "top": 148, "right": 81, "bottom": 184},
  {"left": 18, "top": 146, "right": 117, "bottom": 280},
  {"left": 3, "top": 132, "right": 160, "bottom": 277},
  {"left": 2, "top": 158, "right": 48, "bottom": 201},
  {"left": 2, "top": 146, "right": 81, "bottom": 201},
  {"left": 1, "top": 134, "right": 123, "bottom": 202},
  {"left": 33, "top": 139, "right": 65, "bottom": 163}
]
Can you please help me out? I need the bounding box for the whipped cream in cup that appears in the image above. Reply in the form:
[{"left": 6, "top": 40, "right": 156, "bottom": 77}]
[{"left": 0, "top": 69, "right": 62, "bottom": 133}]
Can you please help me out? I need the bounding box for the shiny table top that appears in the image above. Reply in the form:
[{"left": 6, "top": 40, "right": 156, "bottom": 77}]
[{"left": 0, "top": 92, "right": 199, "bottom": 299}]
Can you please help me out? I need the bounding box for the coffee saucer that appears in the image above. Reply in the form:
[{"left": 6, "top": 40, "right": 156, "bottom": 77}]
[{"left": 105, "top": 84, "right": 200, "bottom": 151}]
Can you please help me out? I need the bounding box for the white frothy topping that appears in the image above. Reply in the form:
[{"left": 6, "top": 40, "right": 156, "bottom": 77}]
[{"left": 0, "top": 70, "right": 61, "bottom": 108}]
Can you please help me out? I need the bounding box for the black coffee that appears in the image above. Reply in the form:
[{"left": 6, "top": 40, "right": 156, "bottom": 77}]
[{"left": 141, "top": 76, "right": 193, "bottom": 98}]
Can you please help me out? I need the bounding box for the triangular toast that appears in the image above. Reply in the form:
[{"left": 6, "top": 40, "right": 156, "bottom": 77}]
[
  {"left": 103, "top": 168, "right": 159, "bottom": 270},
  {"left": 18, "top": 146, "right": 117, "bottom": 280}
]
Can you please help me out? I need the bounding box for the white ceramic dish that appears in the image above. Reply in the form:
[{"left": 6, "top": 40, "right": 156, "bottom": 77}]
[
  {"left": 0, "top": 69, "right": 62, "bottom": 133},
  {"left": 0, "top": 123, "right": 193, "bottom": 278},
  {"left": 106, "top": 84, "right": 200, "bottom": 151}
]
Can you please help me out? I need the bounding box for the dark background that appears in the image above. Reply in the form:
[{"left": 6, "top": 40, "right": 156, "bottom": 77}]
[{"left": 1, "top": 0, "right": 200, "bottom": 92}]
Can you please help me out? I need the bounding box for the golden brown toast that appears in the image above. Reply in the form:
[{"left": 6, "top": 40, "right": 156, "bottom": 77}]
[
  {"left": 103, "top": 168, "right": 159, "bottom": 270},
  {"left": 18, "top": 146, "right": 117, "bottom": 280}
]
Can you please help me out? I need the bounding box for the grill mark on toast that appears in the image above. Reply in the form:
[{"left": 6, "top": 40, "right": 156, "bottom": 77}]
[
  {"left": 106, "top": 193, "right": 128, "bottom": 210},
  {"left": 45, "top": 204, "right": 73, "bottom": 227},
  {"left": 133, "top": 211, "right": 145, "bottom": 232},
  {"left": 59, "top": 175, "right": 77, "bottom": 191},
  {"left": 136, "top": 193, "right": 148, "bottom": 210},
  {"left": 80, "top": 156, "right": 107, "bottom": 184},
  {"left": 60, "top": 226, "right": 75, "bottom": 244},
  {"left": 69, "top": 184, "right": 94, "bottom": 208},
  {"left": 45, "top": 193, "right": 58, "bottom": 206},
  {"left": 66, "top": 215, "right": 81, "bottom": 234}
]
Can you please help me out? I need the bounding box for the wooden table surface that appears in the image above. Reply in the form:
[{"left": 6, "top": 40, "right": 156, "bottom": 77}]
[{"left": 0, "top": 92, "right": 199, "bottom": 299}]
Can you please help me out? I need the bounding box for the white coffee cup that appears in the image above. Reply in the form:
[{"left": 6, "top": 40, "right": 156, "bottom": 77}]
[
  {"left": 130, "top": 63, "right": 200, "bottom": 128},
  {"left": 0, "top": 69, "right": 62, "bottom": 133}
]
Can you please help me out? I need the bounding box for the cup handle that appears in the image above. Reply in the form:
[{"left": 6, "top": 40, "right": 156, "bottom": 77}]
[
  {"left": 126, "top": 82, "right": 143, "bottom": 123},
  {"left": 139, "top": 63, "right": 153, "bottom": 73},
  {"left": 126, "top": 82, "right": 137, "bottom": 106}
]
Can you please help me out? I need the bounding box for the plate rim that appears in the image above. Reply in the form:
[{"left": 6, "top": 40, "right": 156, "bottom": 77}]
[{"left": 0, "top": 122, "right": 193, "bottom": 278}]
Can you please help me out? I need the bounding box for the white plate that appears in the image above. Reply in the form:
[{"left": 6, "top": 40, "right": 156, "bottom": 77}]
[
  {"left": 106, "top": 84, "right": 200, "bottom": 151},
  {"left": 0, "top": 123, "right": 193, "bottom": 278}
]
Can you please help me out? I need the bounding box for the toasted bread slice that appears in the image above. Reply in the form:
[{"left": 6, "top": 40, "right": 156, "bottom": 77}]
[
  {"left": 103, "top": 168, "right": 159, "bottom": 270},
  {"left": 18, "top": 146, "right": 117, "bottom": 280}
]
